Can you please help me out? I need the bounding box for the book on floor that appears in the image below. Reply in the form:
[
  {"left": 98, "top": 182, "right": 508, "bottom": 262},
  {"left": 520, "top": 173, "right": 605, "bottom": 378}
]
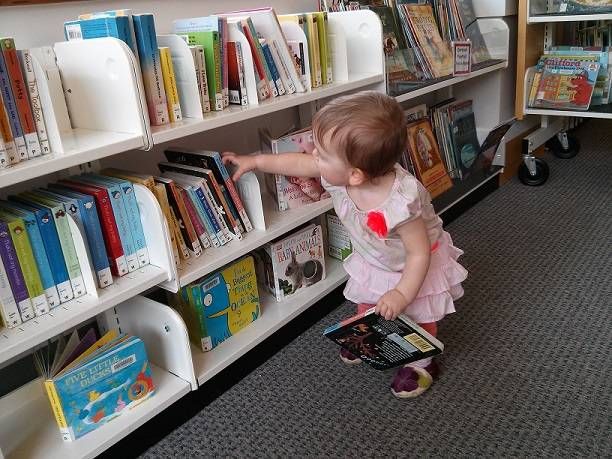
[{"left": 323, "top": 307, "right": 444, "bottom": 370}]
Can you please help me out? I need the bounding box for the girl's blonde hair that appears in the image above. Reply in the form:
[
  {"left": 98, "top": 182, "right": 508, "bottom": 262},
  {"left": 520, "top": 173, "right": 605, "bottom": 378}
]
[{"left": 312, "top": 90, "right": 406, "bottom": 178}]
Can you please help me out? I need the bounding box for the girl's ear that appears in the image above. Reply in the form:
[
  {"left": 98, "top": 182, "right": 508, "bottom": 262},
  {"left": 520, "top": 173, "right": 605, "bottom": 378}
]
[{"left": 348, "top": 168, "right": 367, "bottom": 186}]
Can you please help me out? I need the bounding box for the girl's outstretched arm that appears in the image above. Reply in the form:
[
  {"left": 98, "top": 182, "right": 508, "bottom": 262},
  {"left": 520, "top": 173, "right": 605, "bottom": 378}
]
[{"left": 222, "top": 151, "right": 320, "bottom": 181}]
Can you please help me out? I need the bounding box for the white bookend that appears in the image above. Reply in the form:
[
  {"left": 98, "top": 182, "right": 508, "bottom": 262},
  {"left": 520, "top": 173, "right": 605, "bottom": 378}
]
[
  {"left": 157, "top": 35, "right": 204, "bottom": 120},
  {"left": 66, "top": 213, "right": 98, "bottom": 299},
  {"left": 235, "top": 171, "right": 266, "bottom": 231},
  {"left": 228, "top": 23, "right": 259, "bottom": 106}
]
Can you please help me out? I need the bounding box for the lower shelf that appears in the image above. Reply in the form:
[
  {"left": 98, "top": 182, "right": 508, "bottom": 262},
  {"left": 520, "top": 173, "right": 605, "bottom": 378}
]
[
  {"left": 192, "top": 258, "right": 348, "bottom": 385},
  {"left": 524, "top": 104, "right": 612, "bottom": 120},
  {"left": 433, "top": 166, "right": 503, "bottom": 215},
  {"left": 0, "top": 364, "right": 190, "bottom": 459}
]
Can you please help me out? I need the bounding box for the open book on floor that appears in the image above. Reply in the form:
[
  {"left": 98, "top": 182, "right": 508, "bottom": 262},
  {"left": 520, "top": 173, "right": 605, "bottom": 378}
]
[{"left": 323, "top": 307, "right": 444, "bottom": 370}]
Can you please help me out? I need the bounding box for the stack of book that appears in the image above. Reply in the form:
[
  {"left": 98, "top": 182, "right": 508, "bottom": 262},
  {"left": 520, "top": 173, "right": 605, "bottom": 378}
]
[{"left": 0, "top": 172, "right": 152, "bottom": 329}]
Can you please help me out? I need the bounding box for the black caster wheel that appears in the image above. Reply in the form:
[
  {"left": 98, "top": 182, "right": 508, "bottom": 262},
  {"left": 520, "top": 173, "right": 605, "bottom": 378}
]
[
  {"left": 519, "top": 158, "right": 549, "bottom": 186},
  {"left": 546, "top": 134, "right": 580, "bottom": 159}
]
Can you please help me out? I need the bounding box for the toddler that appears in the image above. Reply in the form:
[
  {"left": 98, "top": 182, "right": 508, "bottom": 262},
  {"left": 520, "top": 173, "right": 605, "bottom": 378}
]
[{"left": 223, "top": 91, "right": 467, "bottom": 398}]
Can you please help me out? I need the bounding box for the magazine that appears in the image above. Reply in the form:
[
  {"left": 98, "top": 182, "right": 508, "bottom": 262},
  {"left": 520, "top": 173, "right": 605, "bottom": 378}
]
[{"left": 324, "top": 307, "right": 444, "bottom": 370}]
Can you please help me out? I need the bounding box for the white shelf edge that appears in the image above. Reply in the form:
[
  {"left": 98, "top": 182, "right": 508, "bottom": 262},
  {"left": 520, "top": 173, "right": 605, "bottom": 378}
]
[
  {"left": 0, "top": 129, "right": 144, "bottom": 190},
  {"left": 151, "top": 74, "right": 383, "bottom": 144},
  {"left": 0, "top": 364, "right": 190, "bottom": 459},
  {"left": 176, "top": 198, "right": 334, "bottom": 287},
  {"left": 193, "top": 258, "right": 348, "bottom": 385},
  {"left": 0, "top": 265, "right": 167, "bottom": 367},
  {"left": 394, "top": 61, "right": 508, "bottom": 103},
  {"left": 523, "top": 107, "right": 612, "bottom": 119},
  {"left": 527, "top": 13, "right": 612, "bottom": 23}
]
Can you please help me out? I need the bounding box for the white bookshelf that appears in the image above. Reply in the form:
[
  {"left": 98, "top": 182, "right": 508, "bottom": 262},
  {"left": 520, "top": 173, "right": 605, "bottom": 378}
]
[
  {"left": 192, "top": 258, "right": 348, "bottom": 385},
  {"left": 527, "top": 12, "right": 612, "bottom": 23}
]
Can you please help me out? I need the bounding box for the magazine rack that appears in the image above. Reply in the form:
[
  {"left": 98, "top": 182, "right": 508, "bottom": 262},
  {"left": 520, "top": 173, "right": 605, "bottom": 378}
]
[{"left": 515, "top": 0, "right": 612, "bottom": 185}]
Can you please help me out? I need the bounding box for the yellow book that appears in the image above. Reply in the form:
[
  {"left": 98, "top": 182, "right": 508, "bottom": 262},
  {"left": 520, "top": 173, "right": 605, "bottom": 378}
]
[
  {"left": 314, "top": 12, "right": 333, "bottom": 85},
  {"left": 159, "top": 46, "right": 183, "bottom": 123},
  {"left": 305, "top": 13, "right": 322, "bottom": 88}
]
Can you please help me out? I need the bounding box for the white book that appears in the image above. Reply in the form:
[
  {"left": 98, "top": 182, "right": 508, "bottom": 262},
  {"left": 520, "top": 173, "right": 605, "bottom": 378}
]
[
  {"left": 19, "top": 50, "right": 51, "bottom": 155},
  {"left": 0, "top": 136, "right": 9, "bottom": 169},
  {"left": 190, "top": 45, "right": 211, "bottom": 113},
  {"left": 270, "top": 39, "right": 296, "bottom": 94}
]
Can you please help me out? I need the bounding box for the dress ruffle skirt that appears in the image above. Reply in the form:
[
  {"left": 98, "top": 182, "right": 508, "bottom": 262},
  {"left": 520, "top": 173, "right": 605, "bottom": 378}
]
[{"left": 343, "top": 231, "right": 468, "bottom": 323}]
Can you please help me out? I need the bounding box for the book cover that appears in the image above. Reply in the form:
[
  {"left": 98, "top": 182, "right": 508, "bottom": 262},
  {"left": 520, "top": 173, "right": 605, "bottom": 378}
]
[
  {"left": 152, "top": 177, "right": 190, "bottom": 260},
  {"left": 180, "top": 255, "right": 260, "bottom": 351},
  {"left": 305, "top": 13, "right": 323, "bottom": 88},
  {"left": 260, "top": 40, "right": 284, "bottom": 96},
  {"left": 260, "top": 127, "right": 330, "bottom": 211},
  {"left": 179, "top": 188, "right": 212, "bottom": 249},
  {"left": 227, "top": 41, "right": 249, "bottom": 106},
  {"left": 257, "top": 224, "right": 326, "bottom": 302},
  {"left": 190, "top": 45, "right": 211, "bottom": 113},
  {"left": 534, "top": 58, "right": 600, "bottom": 110},
  {"left": 448, "top": 100, "right": 480, "bottom": 179},
  {"left": 324, "top": 307, "right": 444, "bottom": 370},
  {"left": 159, "top": 46, "right": 183, "bottom": 123},
  {"left": 0, "top": 42, "right": 28, "bottom": 162},
  {"left": 326, "top": 211, "right": 353, "bottom": 261},
  {"left": 18, "top": 49, "right": 50, "bottom": 155},
  {"left": 405, "top": 119, "right": 453, "bottom": 198},
  {"left": 64, "top": 16, "right": 135, "bottom": 55},
  {"left": 77, "top": 9, "right": 140, "bottom": 63}
]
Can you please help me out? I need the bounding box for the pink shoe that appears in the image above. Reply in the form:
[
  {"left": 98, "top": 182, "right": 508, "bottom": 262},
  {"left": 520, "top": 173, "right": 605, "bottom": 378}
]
[
  {"left": 339, "top": 347, "right": 362, "bottom": 365},
  {"left": 390, "top": 361, "right": 439, "bottom": 398}
]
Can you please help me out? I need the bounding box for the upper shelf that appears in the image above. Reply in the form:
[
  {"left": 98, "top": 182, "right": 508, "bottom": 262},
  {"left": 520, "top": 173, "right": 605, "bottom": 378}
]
[{"left": 527, "top": 12, "right": 612, "bottom": 23}]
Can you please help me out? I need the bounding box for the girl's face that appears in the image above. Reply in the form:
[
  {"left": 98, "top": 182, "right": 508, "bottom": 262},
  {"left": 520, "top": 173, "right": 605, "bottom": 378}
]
[{"left": 312, "top": 136, "right": 353, "bottom": 186}]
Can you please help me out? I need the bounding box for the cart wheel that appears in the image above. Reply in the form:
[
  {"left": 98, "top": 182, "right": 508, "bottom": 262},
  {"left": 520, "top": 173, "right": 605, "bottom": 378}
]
[
  {"left": 546, "top": 133, "right": 580, "bottom": 159},
  {"left": 519, "top": 158, "right": 549, "bottom": 186}
]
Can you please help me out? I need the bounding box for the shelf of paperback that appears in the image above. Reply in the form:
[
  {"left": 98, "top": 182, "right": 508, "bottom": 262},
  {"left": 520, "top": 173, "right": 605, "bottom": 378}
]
[
  {"left": 150, "top": 74, "right": 384, "bottom": 145},
  {"left": 191, "top": 257, "right": 347, "bottom": 385},
  {"left": 0, "top": 364, "right": 190, "bottom": 459},
  {"left": 0, "top": 130, "right": 145, "bottom": 190},
  {"left": 522, "top": 66, "right": 612, "bottom": 119},
  {"left": 393, "top": 60, "right": 508, "bottom": 103},
  {"left": 0, "top": 264, "right": 166, "bottom": 367},
  {"left": 176, "top": 195, "right": 334, "bottom": 288},
  {"left": 527, "top": 12, "right": 612, "bottom": 23}
]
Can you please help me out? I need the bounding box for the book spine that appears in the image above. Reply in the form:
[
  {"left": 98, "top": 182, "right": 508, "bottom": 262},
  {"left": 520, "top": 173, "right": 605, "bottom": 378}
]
[
  {"left": 0, "top": 136, "right": 8, "bottom": 169},
  {"left": 0, "top": 47, "right": 27, "bottom": 161},
  {"left": 219, "top": 17, "right": 229, "bottom": 108},
  {"left": 287, "top": 39, "right": 308, "bottom": 89},
  {"left": 193, "top": 185, "right": 224, "bottom": 246},
  {"left": 19, "top": 50, "right": 50, "bottom": 155},
  {"left": 0, "top": 256, "right": 21, "bottom": 327},
  {"left": 318, "top": 12, "right": 333, "bottom": 84},
  {"left": 0, "top": 92, "right": 18, "bottom": 165},
  {"left": 211, "top": 152, "right": 253, "bottom": 232},
  {"left": 159, "top": 46, "right": 183, "bottom": 123},
  {"left": 188, "top": 185, "right": 219, "bottom": 247},
  {"left": 101, "top": 183, "right": 138, "bottom": 272},
  {"left": 240, "top": 20, "right": 271, "bottom": 100},
  {"left": 269, "top": 39, "right": 296, "bottom": 94},
  {"left": 199, "top": 179, "right": 231, "bottom": 244},
  {"left": 192, "top": 46, "right": 211, "bottom": 113},
  {"left": 152, "top": 182, "right": 185, "bottom": 261},
  {"left": 181, "top": 188, "right": 211, "bottom": 249},
  {"left": 211, "top": 32, "right": 224, "bottom": 110},
  {"left": 1, "top": 38, "right": 42, "bottom": 159},
  {"left": 204, "top": 171, "right": 242, "bottom": 240},
  {"left": 169, "top": 206, "right": 190, "bottom": 259},
  {"left": 234, "top": 42, "right": 249, "bottom": 106},
  {"left": 6, "top": 217, "right": 49, "bottom": 316},
  {"left": 246, "top": 18, "right": 277, "bottom": 97},
  {"left": 167, "top": 181, "right": 202, "bottom": 257},
  {"left": 261, "top": 41, "right": 285, "bottom": 96},
  {"left": 0, "top": 221, "right": 35, "bottom": 321},
  {"left": 133, "top": 14, "right": 170, "bottom": 126},
  {"left": 43, "top": 380, "right": 72, "bottom": 442}
]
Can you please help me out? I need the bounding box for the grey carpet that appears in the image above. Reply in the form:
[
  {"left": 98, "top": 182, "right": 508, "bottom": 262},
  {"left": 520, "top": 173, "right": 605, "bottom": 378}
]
[{"left": 142, "top": 120, "right": 611, "bottom": 458}]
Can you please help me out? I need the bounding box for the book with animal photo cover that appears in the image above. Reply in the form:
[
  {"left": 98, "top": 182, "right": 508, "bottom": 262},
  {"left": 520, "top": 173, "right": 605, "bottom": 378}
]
[
  {"left": 253, "top": 223, "right": 325, "bottom": 302},
  {"left": 324, "top": 307, "right": 444, "bottom": 370},
  {"left": 405, "top": 118, "right": 453, "bottom": 199}
]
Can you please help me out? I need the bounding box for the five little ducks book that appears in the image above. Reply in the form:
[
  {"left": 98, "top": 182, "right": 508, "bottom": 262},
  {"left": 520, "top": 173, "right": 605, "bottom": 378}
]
[
  {"left": 34, "top": 328, "right": 155, "bottom": 441},
  {"left": 324, "top": 307, "right": 444, "bottom": 370}
]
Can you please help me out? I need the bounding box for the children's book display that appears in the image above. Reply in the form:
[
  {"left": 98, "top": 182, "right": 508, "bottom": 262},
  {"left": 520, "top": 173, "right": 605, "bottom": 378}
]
[
  {"left": 254, "top": 223, "right": 326, "bottom": 302},
  {"left": 34, "top": 328, "right": 155, "bottom": 441},
  {"left": 167, "top": 255, "right": 261, "bottom": 351},
  {"left": 324, "top": 307, "right": 444, "bottom": 370}
]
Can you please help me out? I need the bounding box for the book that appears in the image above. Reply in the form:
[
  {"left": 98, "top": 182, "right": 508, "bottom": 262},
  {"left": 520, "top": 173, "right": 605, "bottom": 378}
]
[
  {"left": 190, "top": 45, "right": 211, "bottom": 113},
  {"left": 255, "top": 224, "right": 326, "bottom": 302},
  {"left": 314, "top": 12, "right": 333, "bottom": 85},
  {"left": 448, "top": 100, "right": 480, "bottom": 179},
  {"left": 18, "top": 49, "right": 50, "bottom": 155},
  {"left": 326, "top": 211, "right": 353, "bottom": 261},
  {"left": 0, "top": 249, "right": 22, "bottom": 327},
  {"left": 35, "top": 329, "right": 155, "bottom": 442},
  {"left": 77, "top": 9, "right": 140, "bottom": 63},
  {"left": 0, "top": 40, "right": 28, "bottom": 162},
  {"left": 227, "top": 41, "right": 249, "bottom": 106},
  {"left": 0, "top": 90, "right": 19, "bottom": 165},
  {"left": 64, "top": 16, "right": 136, "bottom": 55},
  {"left": 171, "top": 255, "right": 260, "bottom": 351},
  {"left": 159, "top": 46, "right": 183, "bottom": 123},
  {"left": 324, "top": 307, "right": 444, "bottom": 370},
  {"left": 260, "top": 127, "right": 330, "bottom": 211},
  {"left": 405, "top": 118, "right": 453, "bottom": 198}
]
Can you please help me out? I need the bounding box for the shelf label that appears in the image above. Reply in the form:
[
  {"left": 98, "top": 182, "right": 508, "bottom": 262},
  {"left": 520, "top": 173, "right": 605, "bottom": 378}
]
[{"left": 452, "top": 41, "right": 472, "bottom": 76}]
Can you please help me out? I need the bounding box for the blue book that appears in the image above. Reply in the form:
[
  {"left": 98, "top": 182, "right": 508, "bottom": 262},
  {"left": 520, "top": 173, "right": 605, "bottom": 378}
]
[
  {"left": 69, "top": 176, "right": 139, "bottom": 273},
  {"left": 64, "top": 16, "right": 136, "bottom": 57},
  {"left": 0, "top": 48, "right": 28, "bottom": 161},
  {"left": 261, "top": 41, "right": 285, "bottom": 96},
  {"left": 41, "top": 187, "right": 113, "bottom": 289},
  {"left": 5, "top": 200, "right": 74, "bottom": 303},
  {"left": 0, "top": 203, "right": 61, "bottom": 308},
  {"left": 86, "top": 174, "right": 149, "bottom": 268},
  {"left": 185, "top": 187, "right": 217, "bottom": 248}
]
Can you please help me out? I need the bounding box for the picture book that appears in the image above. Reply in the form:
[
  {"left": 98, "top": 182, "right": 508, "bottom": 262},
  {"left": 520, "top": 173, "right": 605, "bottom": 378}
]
[
  {"left": 34, "top": 329, "right": 155, "bottom": 442},
  {"left": 171, "top": 255, "right": 260, "bottom": 351},
  {"left": 326, "top": 211, "right": 353, "bottom": 261},
  {"left": 254, "top": 224, "right": 326, "bottom": 302},
  {"left": 405, "top": 119, "right": 453, "bottom": 199},
  {"left": 448, "top": 100, "right": 480, "bottom": 179},
  {"left": 260, "top": 127, "right": 330, "bottom": 211},
  {"left": 324, "top": 307, "right": 444, "bottom": 370}
]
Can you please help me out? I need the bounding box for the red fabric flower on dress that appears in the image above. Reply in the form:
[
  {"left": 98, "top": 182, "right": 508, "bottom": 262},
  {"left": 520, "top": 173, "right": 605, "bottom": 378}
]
[{"left": 366, "top": 211, "right": 388, "bottom": 238}]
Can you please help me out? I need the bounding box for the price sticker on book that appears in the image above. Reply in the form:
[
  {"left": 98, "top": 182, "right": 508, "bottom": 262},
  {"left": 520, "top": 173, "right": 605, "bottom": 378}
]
[{"left": 452, "top": 41, "right": 472, "bottom": 76}]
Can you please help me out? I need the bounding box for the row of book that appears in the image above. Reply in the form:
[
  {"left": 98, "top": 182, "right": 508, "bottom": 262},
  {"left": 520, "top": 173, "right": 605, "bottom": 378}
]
[
  {"left": 34, "top": 327, "right": 155, "bottom": 441},
  {"left": 0, "top": 173, "right": 151, "bottom": 329},
  {"left": 528, "top": 46, "right": 611, "bottom": 111},
  {"left": 321, "top": 0, "right": 492, "bottom": 85},
  {"left": 63, "top": 7, "right": 335, "bottom": 126},
  {"left": 0, "top": 37, "right": 51, "bottom": 169},
  {"left": 531, "top": 0, "right": 612, "bottom": 15}
]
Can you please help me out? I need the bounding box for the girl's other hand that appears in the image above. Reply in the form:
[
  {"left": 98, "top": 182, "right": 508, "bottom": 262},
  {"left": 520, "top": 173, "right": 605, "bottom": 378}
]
[
  {"left": 222, "top": 152, "right": 257, "bottom": 181},
  {"left": 375, "top": 289, "right": 407, "bottom": 321}
]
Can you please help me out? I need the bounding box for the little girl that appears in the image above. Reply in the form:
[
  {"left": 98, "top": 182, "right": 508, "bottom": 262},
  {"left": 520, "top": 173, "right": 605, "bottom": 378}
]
[{"left": 223, "top": 91, "right": 467, "bottom": 399}]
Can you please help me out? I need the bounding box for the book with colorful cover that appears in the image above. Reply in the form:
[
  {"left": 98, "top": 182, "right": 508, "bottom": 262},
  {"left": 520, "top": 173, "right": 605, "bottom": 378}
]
[
  {"left": 448, "top": 100, "right": 480, "bottom": 179},
  {"left": 326, "top": 211, "right": 353, "bottom": 261},
  {"left": 172, "top": 255, "right": 260, "bottom": 351},
  {"left": 324, "top": 307, "right": 444, "bottom": 370},
  {"left": 36, "top": 329, "right": 155, "bottom": 442},
  {"left": 159, "top": 46, "right": 183, "bottom": 123},
  {"left": 0, "top": 41, "right": 28, "bottom": 162},
  {"left": 254, "top": 224, "right": 326, "bottom": 302}
]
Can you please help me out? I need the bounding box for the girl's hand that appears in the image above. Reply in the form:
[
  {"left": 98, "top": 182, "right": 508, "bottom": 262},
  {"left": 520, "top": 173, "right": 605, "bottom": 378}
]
[
  {"left": 222, "top": 152, "right": 257, "bottom": 181},
  {"left": 375, "top": 289, "right": 408, "bottom": 321}
]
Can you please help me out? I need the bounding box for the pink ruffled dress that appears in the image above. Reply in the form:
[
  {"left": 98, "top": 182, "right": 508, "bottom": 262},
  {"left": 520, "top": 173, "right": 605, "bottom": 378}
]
[{"left": 322, "top": 164, "right": 468, "bottom": 323}]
